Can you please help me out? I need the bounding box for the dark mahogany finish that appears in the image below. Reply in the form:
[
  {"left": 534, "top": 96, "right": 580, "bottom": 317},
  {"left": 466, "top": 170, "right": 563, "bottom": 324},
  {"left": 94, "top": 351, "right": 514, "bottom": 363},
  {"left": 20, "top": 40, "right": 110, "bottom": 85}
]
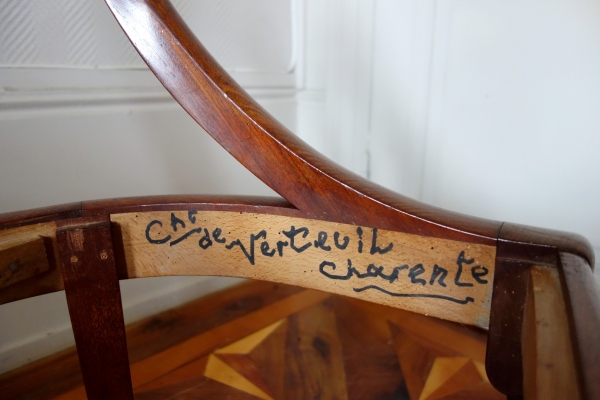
[
  {"left": 56, "top": 216, "right": 134, "bottom": 400},
  {"left": 486, "top": 257, "right": 532, "bottom": 397},
  {"left": 559, "top": 253, "right": 600, "bottom": 400}
]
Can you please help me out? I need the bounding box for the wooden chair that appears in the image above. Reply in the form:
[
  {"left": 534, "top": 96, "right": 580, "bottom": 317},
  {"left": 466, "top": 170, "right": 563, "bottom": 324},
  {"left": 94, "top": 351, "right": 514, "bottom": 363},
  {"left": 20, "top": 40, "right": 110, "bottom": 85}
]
[{"left": 1, "top": 0, "right": 599, "bottom": 398}]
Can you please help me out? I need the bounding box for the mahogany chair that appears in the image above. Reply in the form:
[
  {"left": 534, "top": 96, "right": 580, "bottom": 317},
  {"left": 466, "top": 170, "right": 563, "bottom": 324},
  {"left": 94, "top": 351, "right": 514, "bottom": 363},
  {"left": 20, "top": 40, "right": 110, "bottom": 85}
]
[{"left": 1, "top": 0, "right": 599, "bottom": 398}]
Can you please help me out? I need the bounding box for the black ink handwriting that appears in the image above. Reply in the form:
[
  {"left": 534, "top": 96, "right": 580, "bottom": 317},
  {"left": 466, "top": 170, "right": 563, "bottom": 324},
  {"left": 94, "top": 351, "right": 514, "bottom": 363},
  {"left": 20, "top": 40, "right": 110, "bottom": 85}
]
[
  {"left": 334, "top": 232, "right": 349, "bottom": 250},
  {"left": 454, "top": 251, "right": 474, "bottom": 287},
  {"left": 314, "top": 231, "right": 331, "bottom": 251},
  {"left": 370, "top": 228, "right": 393, "bottom": 255},
  {"left": 170, "top": 213, "right": 186, "bottom": 232},
  {"left": 225, "top": 230, "right": 267, "bottom": 265},
  {"left": 282, "top": 226, "right": 311, "bottom": 253},
  {"left": 353, "top": 286, "right": 475, "bottom": 305},
  {"left": 145, "top": 220, "right": 171, "bottom": 244}
]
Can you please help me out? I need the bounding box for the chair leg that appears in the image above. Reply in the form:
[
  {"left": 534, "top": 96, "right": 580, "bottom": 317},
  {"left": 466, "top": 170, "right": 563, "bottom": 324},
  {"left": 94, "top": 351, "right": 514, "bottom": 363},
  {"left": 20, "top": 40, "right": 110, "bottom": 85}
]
[{"left": 56, "top": 216, "right": 133, "bottom": 400}]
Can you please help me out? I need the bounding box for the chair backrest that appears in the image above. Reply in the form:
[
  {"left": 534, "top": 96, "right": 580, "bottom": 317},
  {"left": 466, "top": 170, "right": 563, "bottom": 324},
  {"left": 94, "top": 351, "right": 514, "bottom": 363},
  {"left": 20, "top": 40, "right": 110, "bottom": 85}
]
[{"left": 1, "top": 0, "right": 598, "bottom": 399}]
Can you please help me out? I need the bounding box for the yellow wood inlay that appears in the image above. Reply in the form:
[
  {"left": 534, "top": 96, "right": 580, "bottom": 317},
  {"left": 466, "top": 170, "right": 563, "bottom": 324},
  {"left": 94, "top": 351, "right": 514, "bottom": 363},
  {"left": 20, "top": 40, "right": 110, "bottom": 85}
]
[
  {"left": 216, "top": 319, "right": 285, "bottom": 355},
  {"left": 204, "top": 354, "right": 274, "bottom": 400},
  {"left": 420, "top": 357, "right": 483, "bottom": 400}
]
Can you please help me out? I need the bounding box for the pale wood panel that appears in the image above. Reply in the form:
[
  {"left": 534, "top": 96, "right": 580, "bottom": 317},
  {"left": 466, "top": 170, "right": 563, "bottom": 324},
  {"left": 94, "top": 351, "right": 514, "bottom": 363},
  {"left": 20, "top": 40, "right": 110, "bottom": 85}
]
[
  {"left": 0, "top": 222, "right": 57, "bottom": 291},
  {"left": 112, "top": 210, "right": 496, "bottom": 327},
  {"left": 0, "top": 237, "right": 50, "bottom": 289},
  {"left": 0, "top": 221, "right": 56, "bottom": 249},
  {"left": 522, "top": 265, "right": 580, "bottom": 400}
]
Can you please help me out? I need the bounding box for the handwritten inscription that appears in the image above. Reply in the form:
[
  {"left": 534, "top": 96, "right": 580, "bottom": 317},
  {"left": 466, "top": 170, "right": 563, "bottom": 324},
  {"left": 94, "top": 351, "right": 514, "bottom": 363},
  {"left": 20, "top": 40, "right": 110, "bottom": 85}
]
[
  {"left": 143, "top": 211, "right": 489, "bottom": 305},
  {"left": 111, "top": 210, "right": 496, "bottom": 327}
]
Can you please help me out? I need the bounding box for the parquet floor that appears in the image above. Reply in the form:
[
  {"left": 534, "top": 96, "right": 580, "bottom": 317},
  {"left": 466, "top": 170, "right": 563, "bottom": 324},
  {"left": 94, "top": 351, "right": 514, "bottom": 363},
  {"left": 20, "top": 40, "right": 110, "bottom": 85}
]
[{"left": 0, "top": 281, "right": 504, "bottom": 399}]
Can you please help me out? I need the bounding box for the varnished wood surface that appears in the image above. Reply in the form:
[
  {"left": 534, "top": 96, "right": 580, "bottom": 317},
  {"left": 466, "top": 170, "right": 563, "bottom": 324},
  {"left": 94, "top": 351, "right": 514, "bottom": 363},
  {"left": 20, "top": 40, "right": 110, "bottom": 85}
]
[
  {"left": 498, "top": 222, "right": 594, "bottom": 275},
  {"left": 485, "top": 257, "right": 531, "bottom": 397},
  {"left": 559, "top": 253, "right": 600, "bottom": 400},
  {"left": 0, "top": 196, "right": 304, "bottom": 229},
  {"left": 0, "top": 280, "right": 504, "bottom": 400},
  {"left": 56, "top": 216, "right": 133, "bottom": 399},
  {"left": 486, "top": 222, "right": 595, "bottom": 397}
]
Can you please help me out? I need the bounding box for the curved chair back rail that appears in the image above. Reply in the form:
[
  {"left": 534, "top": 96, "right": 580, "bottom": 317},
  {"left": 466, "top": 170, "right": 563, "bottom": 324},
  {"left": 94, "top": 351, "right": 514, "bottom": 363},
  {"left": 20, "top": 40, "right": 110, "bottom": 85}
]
[
  {"left": 0, "top": 196, "right": 495, "bottom": 327},
  {"left": 1, "top": 0, "right": 599, "bottom": 398}
]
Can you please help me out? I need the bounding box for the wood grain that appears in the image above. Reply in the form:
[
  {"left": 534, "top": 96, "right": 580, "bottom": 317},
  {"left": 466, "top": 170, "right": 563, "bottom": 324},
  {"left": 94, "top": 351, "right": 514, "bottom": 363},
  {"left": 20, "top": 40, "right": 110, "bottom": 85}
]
[
  {"left": 0, "top": 196, "right": 306, "bottom": 304},
  {"left": 0, "top": 281, "right": 302, "bottom": 400},
  {"left": 333, "top": 298, "right": 405, "bottom": 399},
  {"left": 559, "top": 253, "right": 600, "bottom": 400},
  {"left": 0, "top": 237, "right": 49, "bottom": 289},
  {"left": 485, "top": 257, "right": 531, "bottom": 397},
  {"left": 521, "top": 265, "right": 580, "bottom": 400},
  {"left": 1, "top": 280, "right": 505, "bottom": 400},
  {"left": 283, "top": 300, "right": 348, "bottom": 400},
  {"left": 352, "top": 297, "right": 488, "bottom": 363},
  {"left": 55, "top": 288, "right": 331, "bottom": 399},
  {"left": 112, "top": 210, "right": 496, "bottom": 327},
  {"left": 0, "top": 202, "right": 81, "bottom": 230},
  {"left": 56, "top": 216, "right": 133, "bottom": 400},
  {"left": 0, "top": 0, "right": 596, "bottom": 397},
  {"left": 0, "top": 221, "right": 62, "bottom": 304}
]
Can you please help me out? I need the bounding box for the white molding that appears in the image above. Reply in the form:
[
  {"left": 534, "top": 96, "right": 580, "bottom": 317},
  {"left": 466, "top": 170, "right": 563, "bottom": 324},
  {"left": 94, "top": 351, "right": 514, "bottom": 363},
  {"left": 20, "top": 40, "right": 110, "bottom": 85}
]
[
  {"left": 0, "top": 83, "right": 298, "bottom": 121},
  {"left": 0, "top": 88, "right": 176, "bottom": 120},
  {"left": 0, "top": 67, "right": 296, "bottom": 91}
]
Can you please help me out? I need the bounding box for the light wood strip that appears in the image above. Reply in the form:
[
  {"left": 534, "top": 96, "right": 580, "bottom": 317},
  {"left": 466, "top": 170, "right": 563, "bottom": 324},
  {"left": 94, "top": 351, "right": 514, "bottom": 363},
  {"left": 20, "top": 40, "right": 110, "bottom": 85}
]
[
  {"left": 0, "top": 237, "right": 49, "bottom": 289},
  {"left": 522, "top": 265, "right": 580, "bottom": 400},
  {"left": 112, "top": 210, "right": 496, "bottom": 327}
]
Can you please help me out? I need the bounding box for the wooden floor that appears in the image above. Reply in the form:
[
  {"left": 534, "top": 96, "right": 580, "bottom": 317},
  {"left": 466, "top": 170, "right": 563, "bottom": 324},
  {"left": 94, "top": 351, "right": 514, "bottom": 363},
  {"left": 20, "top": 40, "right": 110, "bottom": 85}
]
[{"left": 1, "top": 281, "right": 504, "bottom": 399}]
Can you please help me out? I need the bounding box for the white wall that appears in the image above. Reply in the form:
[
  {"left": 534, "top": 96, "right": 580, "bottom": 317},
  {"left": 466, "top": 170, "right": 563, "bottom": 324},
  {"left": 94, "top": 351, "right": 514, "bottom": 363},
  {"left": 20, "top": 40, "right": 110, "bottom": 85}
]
[
  {"left": 2, "top": 0, "right": 600, "bottom": 373},
  {"left": 299, "top": 0, "right": 600, "bottom": 261},
  {"left": 0, "top": 0, "right": 294, "bottom": 373}
]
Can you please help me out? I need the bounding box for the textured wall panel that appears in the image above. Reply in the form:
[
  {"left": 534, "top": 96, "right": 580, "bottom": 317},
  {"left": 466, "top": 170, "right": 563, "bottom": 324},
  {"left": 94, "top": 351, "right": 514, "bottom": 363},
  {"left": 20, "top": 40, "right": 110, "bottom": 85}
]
[
  {"left": 0, "top": 0, "right": 294, "bottom": 71},
  {"left": 0, "top": 0, "right": 142, "bottom": 68}
]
